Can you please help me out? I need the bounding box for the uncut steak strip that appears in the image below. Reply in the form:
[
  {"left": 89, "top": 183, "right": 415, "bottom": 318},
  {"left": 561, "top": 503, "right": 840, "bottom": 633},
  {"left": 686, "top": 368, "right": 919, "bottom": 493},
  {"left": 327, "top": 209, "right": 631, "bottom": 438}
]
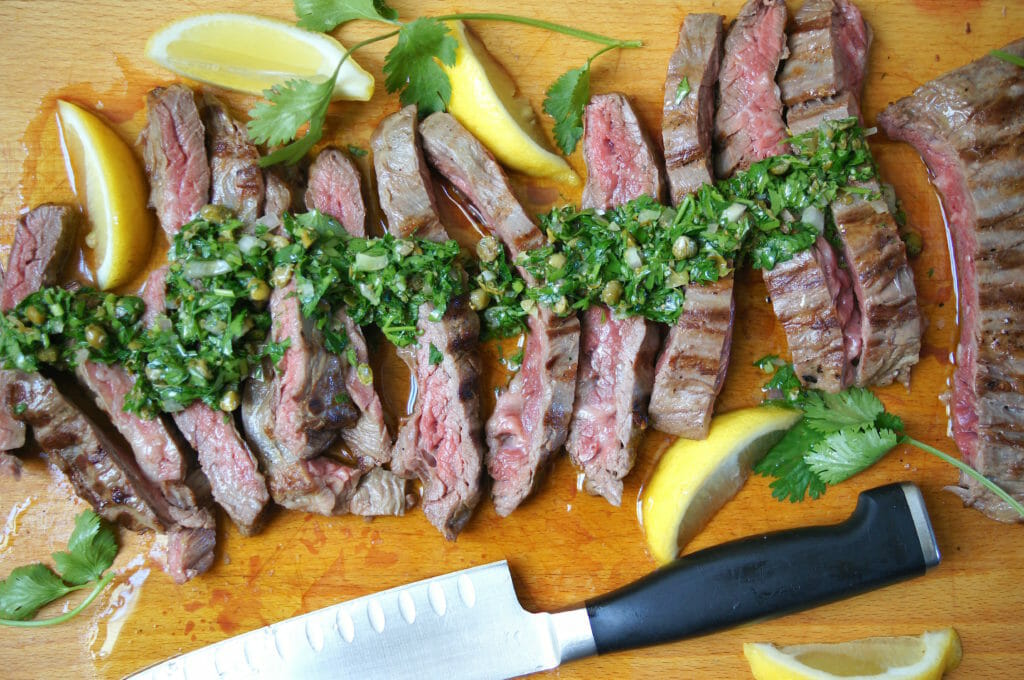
[
  {"left": 713, "top": 0, "right": 790, "bottom": 178},
  {"left": 141, "top": 85, "right": 210, "bottom": 238},
  {"left": 305, "top": 148, "right": 393, "bottom": 466},
  {"left": 778, "top": 0, "right": 871, "bottom": 134},
  {"left": 419, "top": 112, "right": 580, "bottom": 516},
  {"left": 202, "top": 95, "right": 264, "bottom": 223},
  {"left": 566, "top": 94, "right": 661, "bottom": 506},
  {"left": 662, "top": 14, "right": 723, "bottom": 204},
  {"left": 374, "top": 106, "right": 483, "bottom": 535},
  {"left": 1, "top": 205, "right": 78, "bottom": 453},
  {"left": 879, "top": 40, "right": 1024, "bottom": 522},
  {"left": 142, "top": 267, "right": 270, "bottom": 536},
  {"left": 651, "top": 15, "right": 733, "bottom": 439}
]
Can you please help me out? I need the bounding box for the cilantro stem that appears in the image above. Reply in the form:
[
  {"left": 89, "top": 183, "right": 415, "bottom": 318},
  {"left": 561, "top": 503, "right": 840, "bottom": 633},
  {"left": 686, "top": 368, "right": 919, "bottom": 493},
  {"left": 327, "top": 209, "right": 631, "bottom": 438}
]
[
  {"left": 432, "top": 13, "right": 642, "bottom": 48},
  {"left": 0, "top": 571, "right": 115, "bottom": 628},
  {"left": 904, "top": 436, "right": 1024, "bottom": 519}
]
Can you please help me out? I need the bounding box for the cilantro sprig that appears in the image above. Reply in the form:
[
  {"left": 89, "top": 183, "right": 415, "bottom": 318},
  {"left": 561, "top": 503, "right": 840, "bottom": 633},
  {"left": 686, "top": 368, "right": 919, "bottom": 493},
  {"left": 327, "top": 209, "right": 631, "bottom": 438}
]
[
  {"left": 753, "top": 358, "right": 1024, "bottom": 519},
  {"left": 0, "top": 510, "right": 118, "bottom": 627},
  {"left": 247, "top": 1, "right": 642, "bottom": 164}
]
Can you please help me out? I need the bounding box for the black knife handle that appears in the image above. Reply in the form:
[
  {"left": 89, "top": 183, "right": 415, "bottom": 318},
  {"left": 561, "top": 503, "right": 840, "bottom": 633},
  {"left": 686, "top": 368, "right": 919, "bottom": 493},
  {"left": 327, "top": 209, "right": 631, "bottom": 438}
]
[{"left": 585, "top": 482, "right": 940, "bottom": 655}]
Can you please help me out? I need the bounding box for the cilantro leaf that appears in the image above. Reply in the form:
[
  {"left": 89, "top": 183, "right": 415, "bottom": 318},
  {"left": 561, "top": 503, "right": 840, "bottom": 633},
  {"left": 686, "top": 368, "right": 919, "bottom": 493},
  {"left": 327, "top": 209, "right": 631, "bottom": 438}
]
[
  {"left": 543, "top": 64, "right": 590, "bottom": 155},
  {"left": 383, "top": 18, "right": 457, "bottom": 115},
  {"left": 248, "top": 66, "right": 338, "bottom": 166},
  {"left": 801, "top": 388, "right": 884, "bottom": 434},
  {"left": 294, "top": 0, "right": 398, "bottom": 32},
  {"left": 875, "top": 410, "right": 904, "bottom": 432},
  {"left": 428, "top": 342, "right": 443, "bottom": 365},
  {"left": 805, "top": 427, "right": 898, "bottom": 485},
  {"left": 0, "top": 565, "right": 70, "bottom": 621},
  {"left": 52, "top": 511, "right": 117, "bottom": 586},
  {"left": 754, "top": 420, "right": 827, "bottom": 502},
  {"left": 674, "top": 75, "right": 690, "bottom": 104}
]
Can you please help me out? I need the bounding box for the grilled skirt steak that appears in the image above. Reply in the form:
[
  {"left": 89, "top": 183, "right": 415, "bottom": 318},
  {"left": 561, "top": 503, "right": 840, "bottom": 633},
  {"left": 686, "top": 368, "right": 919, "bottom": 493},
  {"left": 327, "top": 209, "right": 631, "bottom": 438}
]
[
  {"left": 879, "top": 40, "right": 1024, "bottom": 522},
  {"left": 661, "top": 14, "right": 723, "bottom": 204},
  {"left": 566, "top": 93, "right": 662, "bottom": 506},
  {"left": 419, "top": 111, "right": 581, "bottom": 515},
  {"left": 373, "top": 106, "right": 484, "bottom": 535},
  {"left": 202, "top": 95, "right": 264, "bottom": 223},
  {"left": 1, "top": 204, "right": 78, "bottom": 452},
  {"left": 713, "top": 0, "right": 790, "bottom": 178},
  {"left": 141, "top": 85, "right": 210, "bottom": 238},
  {"left": 305, "top": 148, "right": 367, "bottom": 236}
]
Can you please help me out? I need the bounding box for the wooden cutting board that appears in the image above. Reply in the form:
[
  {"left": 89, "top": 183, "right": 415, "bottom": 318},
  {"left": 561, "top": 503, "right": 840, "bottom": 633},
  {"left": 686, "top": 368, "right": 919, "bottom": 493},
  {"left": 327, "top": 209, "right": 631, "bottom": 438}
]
[{"left": 1, "top": 1, "right": 1022, "bottom": 677}]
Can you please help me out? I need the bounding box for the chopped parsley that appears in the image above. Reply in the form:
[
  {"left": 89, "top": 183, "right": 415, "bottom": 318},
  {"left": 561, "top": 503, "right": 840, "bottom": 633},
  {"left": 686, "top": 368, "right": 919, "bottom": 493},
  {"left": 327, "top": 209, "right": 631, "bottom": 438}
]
[
  {"left": 428, "top": 343, "right": 443, "bottom": 365},
  {"left": 674, "top": 75, "right": 690, "bottom": 103}
]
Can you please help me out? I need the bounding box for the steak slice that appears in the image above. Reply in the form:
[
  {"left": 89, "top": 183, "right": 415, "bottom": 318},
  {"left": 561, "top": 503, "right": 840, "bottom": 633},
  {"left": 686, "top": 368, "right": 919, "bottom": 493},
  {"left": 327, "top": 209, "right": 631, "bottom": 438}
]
[
  {"left": 661, "top": 14, "right": 723, "bottom": 204},
  {"left": 391, "top": 300, "right": 483, "bottom": 536},
  {"left": 879, "top": 40, "right": 1024, "bottom": 522},
  {"left": 371, "top": 105, "right": 447, "bottom": 241},
  {"left": 1, "top": 204, "right": 78, "bottom": 452},
  {"left": 713, "top": 0, "right": 790, "bottom": 178},
  {"left": 419, "top": 111, "right": 580, "bottom": 515},
  {"left": 778, "top": 0, "right": 872, "bottom": 134},
  {"left": 373, "top": 106, "right": 484, "bottom": 535},
  {"left": 305, "top": 148, "right": 393, "bottom": 465},
  {"left": 142, "top": 267, "right": 270, "bottom": 534},
  {"left": 566, "top": 94, "right": 661, "bottom": 506},
  {"left": 202, "top": 95, "right": 264, "bottom": 223},
  {"left": 141, "top": 85, "right": 210, "bottom": 238}
]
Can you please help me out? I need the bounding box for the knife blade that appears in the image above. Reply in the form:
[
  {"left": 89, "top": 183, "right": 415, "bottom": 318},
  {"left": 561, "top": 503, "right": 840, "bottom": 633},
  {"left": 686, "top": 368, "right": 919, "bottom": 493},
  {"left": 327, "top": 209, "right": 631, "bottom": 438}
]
[{"left": 130, "top": 482, "right": 939, "bottom": 679}]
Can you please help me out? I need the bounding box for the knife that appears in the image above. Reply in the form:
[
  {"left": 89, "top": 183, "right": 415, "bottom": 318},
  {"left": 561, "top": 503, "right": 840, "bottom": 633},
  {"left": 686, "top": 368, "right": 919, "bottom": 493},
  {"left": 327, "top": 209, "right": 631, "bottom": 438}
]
[{"left": 130, "top": 482, "right": 940, "bottom": 679}]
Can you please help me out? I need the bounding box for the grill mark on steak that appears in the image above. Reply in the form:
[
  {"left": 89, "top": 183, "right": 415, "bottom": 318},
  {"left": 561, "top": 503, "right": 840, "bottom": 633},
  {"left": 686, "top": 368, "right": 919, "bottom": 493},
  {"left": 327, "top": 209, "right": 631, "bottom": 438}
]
[
  {"left": 1, "top": 205, "right": 78, "bottom": 453},
  {"left": 141, "top": 85, "right": 210, "bottom": 237},
  {"left": 305, "top": 149, "right": 393, "bottom": 466},
  {"left": 418, "top": 111, "right": 581, "bottom": 516},
  {"left": 202, "top": 95, "right": 264, "bottom": 223},
  {"left": 713, "top": 0, "right": 790, "bottom": 178},
  {"left": 879, "top": 39, "right": 1024, "bottom": 522},
  {"left": 374, "top": 106, "right": 482, "bottom": 535},
  {"left": 662, "top": 14, "right": 723, "bottom": 204},
  {"left": 566, "top": 93, "right": 661, "bottom": 506},
  {"left": 142, "top": 267, "right": 270, "bottom": 535}
]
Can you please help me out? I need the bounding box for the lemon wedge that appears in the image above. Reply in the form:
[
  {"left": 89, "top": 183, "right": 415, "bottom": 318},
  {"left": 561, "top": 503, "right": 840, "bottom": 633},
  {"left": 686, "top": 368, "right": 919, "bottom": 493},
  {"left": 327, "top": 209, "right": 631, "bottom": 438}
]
[
  {"left": 743, "top": 628, "right": 963, "bottom": 680},
  {"left": 640, "top": 405, "right": 800, "bottom": 564},
  {"left": 442, "top": 20, "right": 579, "bottom": 185},
  {"left": 57, "top": 101, "right": 153, "bottom": 290},
  {"left": 145, "top": 13, "right": 374, "bottom": 101}
]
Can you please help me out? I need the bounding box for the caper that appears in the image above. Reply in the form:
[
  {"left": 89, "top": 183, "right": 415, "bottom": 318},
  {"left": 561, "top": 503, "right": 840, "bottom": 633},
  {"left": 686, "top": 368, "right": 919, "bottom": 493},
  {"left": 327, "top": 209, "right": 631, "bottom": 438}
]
[
  {"left": 356, "top": 363, "right": 374, "bottom": 386},
  {"left": 219, "top": 389, "right": 240, "bottom": 412},
  {"left": 475, "top": 236, "right": 501, "bottom": 263},
  {"left": 36, "top": 347, "right": 58, "bottom": 363},
  {"left": 547, "top": 252, "right": 567, "bottom": 270},
  {"left": 601, "top": 280, "right": 623, "bottom": 306},
  {"left": 199, "top": 204, "right": 233, "bottom": 223},
  {"left": 266, "top": 233, "right": 290, "bottom": 250},
  {"left": 901, "top": 230, "right": 924, "bottom": 258},
  {"left": 24, "top": 305, "right": 46, "bottom": 326},
  {"left": 520, "top": 298, "right": 536, "bottom": 314},
  {"left": 769, "top": 159, "right": 791, "bottom": 175},
  {"left": 469, "top": 288, "right": 491, "bottom": 311},
  {"left": 667, "top": 271, "right": 689, "bottom": 289},
  {"left": 84, "top": 324, "right": 107, "bottom": 350},
  {"left": 247, "top": 278, "right": 271, "bottom": 302},
  {"left": 552, "top": 296, "right": 569, "bottom": 315},
  {"left": 188, "top": 358, "right": 212, "bottom": 381},
  {"left": 271, "top": 264, "right": 293, "bottom": 288},
  {"left": 395, "top": 240, "right": 415, "bottom": 257},
  {"left": 145, "top": 365, "right": 164, "bottom": 382},
  {"left": 298, "top": 228, "right": 316, "bottom": 249},
  {"left": 672, "top": 235, "right": 697, "bottom": 260}
]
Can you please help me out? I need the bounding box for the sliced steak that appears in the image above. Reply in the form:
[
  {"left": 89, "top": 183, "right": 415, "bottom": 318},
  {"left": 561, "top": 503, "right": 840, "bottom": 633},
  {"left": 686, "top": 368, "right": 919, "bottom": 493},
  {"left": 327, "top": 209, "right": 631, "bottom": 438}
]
[
  {"left": 373, "top": 106, "right": 483, "bottom": 534},
  {"left": 563, "top": 94, "right": 661, "bottom": 506},
  {"left": 780, "top": 0, "right": 921, "bottom": 386},
  {"left": 419, "top": 111, "right": 580, "bottom": 515},
  {"left": 371, "top": 105, "right": 447, "bottom": 241},
  {"left": 141, "top": 85, "right": 209, "bottom": 237},
  {"left": 305, "top": 149, "right": 393, "bottom": 465},
  {"left": 202, "top": 95, "right": 264, "bottom": 223},
  {"left": 142, "top": 267, "right": 270, "bottom": 534},
  {"left": 305, "top": 148, "right": 367, "bottom": 235},
  {"left": 661, "top": 14, "right": 723, "bottom": 204},
  {"left": 713, "top": 0, "right": 790, "bottom": 178},
  {"left": 391, "top": 300, "right": 483, "bottom": 536},
  {"left": 348, "top": 467, "right": 409, "bottom": 516},
  {"left": 650, "top": 278, "right": 735, "bottom": 438},
  {"left": 1, "top": 205, "right": 78, "bottom": 452},
  {"left": 778, "top": 0, "right": 872, "bottom": 134},
  {"left": 879, "top": 40, "right": 1024, "bottom": 522}
]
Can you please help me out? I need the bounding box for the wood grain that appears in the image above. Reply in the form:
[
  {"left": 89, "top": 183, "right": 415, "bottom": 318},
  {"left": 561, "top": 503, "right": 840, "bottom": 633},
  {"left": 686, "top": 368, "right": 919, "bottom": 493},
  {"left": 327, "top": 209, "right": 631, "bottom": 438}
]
[{"left": 0, "top": 1, "right": 1022, "bottom": 678}]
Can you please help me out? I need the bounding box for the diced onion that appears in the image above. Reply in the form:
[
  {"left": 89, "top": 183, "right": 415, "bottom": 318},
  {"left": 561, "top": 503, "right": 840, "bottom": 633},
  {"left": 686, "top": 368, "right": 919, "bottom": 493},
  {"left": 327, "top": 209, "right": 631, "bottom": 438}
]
[
  {"left": 354, "top": 252, "right": 389, "bottom": 272},
  {"left": 722, "top": 202, "right": 747, "bottom": 222},
  {"left": 802, "top": 206, "right": 825, "bottom": 233},
  {"left": 183, "top": 259, "right": 232, "bottom": 279},
  {"left": 238, "top": 234, "right": 265, "bottom": 255},
  {"left": 624, "top": 247, "right": 643, "bottom": 269}
]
